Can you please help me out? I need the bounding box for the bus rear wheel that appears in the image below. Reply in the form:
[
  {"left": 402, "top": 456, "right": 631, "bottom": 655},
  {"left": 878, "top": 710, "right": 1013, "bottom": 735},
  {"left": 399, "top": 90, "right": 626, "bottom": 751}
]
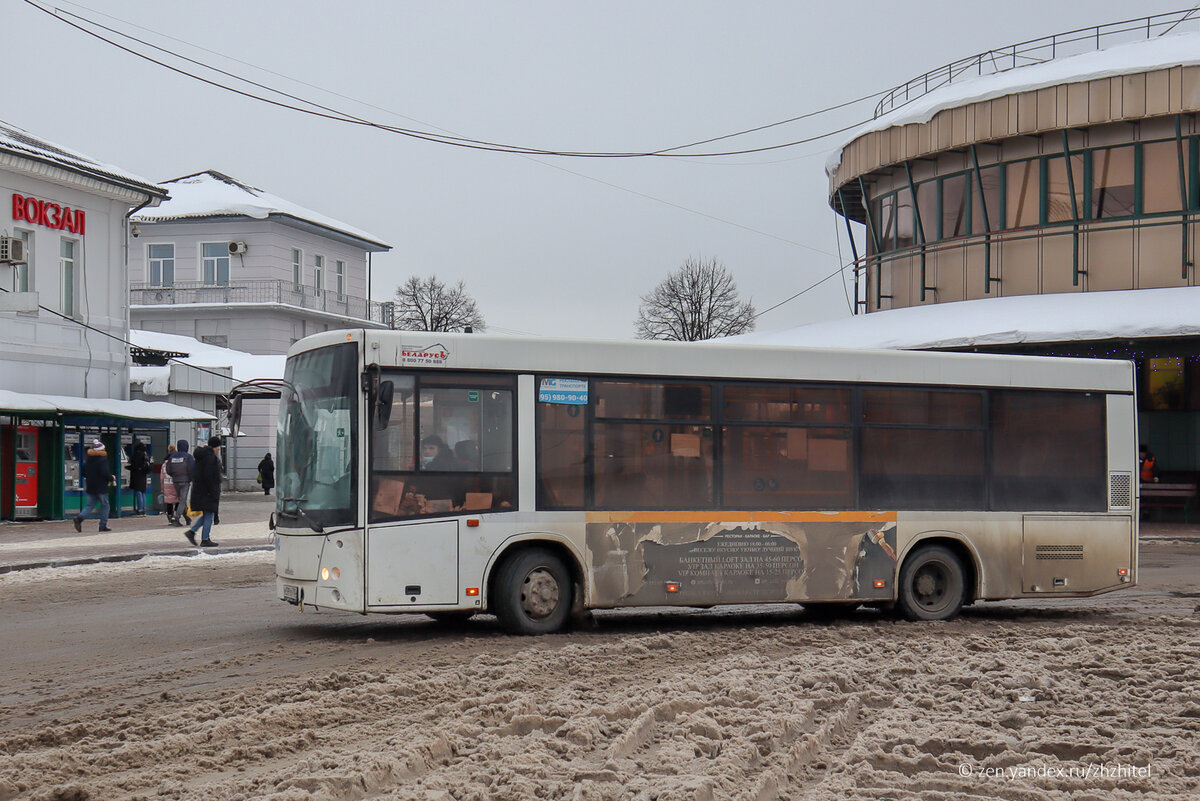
[
  {"left": 897, "top": 545, "right": 966, "bottom": 621},
  {"left": 494, "top": 548, "right": 573, "bottom": 635}
]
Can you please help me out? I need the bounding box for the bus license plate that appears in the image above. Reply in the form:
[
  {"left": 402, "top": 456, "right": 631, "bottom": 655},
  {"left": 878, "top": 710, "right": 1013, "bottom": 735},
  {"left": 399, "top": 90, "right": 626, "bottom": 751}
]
[{"left": 283, "top": 584, "right": 299, "bottom": 603}]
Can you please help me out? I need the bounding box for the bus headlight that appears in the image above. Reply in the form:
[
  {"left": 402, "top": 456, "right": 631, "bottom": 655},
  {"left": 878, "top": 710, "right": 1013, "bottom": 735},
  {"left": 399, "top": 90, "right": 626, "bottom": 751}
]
[{"left": 321, "top": 567, "right": 341, "bottom": 581}]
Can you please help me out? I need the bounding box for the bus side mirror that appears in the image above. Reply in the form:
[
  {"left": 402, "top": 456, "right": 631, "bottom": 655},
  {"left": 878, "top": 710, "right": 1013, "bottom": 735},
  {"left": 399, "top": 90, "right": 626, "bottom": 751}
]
[
  {"left": 376, "top": 381, "right": 394, "bottom": 428},
  {"left": 227, "top": 394, "right": 243, "bottom": 437}
]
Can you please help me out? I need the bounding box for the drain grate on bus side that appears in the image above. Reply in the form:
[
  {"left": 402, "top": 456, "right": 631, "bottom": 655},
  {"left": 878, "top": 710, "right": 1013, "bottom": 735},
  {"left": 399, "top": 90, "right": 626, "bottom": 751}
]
[
  {"left": 1035, "top": 544, "right": 1084, "bottom": 560},
  {"left": 1110, "top": 472, "right": 1132, "bottom": 510}
]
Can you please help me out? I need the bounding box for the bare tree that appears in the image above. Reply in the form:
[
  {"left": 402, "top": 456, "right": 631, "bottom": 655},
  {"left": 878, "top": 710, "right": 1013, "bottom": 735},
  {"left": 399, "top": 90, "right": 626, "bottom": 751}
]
[
  {"left": 635, "top": 257, "right": 755, "bottom": 341},
  {"left": 392, "top": 275, "right": 485, "bottom": 332}
]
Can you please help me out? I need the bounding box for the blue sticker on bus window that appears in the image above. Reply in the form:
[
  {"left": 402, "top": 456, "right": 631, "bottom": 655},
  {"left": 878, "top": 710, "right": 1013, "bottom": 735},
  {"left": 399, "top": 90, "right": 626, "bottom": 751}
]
[{"left": 539, "top": 378, "right": 588, "bottom": 405}]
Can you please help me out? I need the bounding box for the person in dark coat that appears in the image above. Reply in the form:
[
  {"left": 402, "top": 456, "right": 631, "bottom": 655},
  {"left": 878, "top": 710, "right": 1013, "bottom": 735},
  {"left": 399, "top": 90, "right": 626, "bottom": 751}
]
[
  {"left": 184, "top": 436, "right": 223, "bottom": 547},
  {"left": 73, "top": 439, "right": 113, "bottom": 533},
  {"left": 257, "top": 453, "right": 276, "bottom": 495},
  {"left": 129, "top": 440, "right": 150, "bottom": 515}
]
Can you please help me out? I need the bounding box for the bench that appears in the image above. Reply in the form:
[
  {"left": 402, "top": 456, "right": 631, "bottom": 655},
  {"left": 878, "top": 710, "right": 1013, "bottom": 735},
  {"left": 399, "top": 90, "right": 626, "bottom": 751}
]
[{"left": 1140, "top": 482, "right": 1198, "bottom": 522}]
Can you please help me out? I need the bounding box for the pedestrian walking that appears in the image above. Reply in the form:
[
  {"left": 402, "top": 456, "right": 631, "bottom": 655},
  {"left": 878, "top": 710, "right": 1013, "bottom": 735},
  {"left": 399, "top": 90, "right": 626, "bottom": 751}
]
[
  {"left": 257, "top": 452, "right": 275, "bottom": 496},
  {"left": 73, "top": 439, "right": 113, "bottom": 533},
  {"left": 129, "top": 439, "right": 150, "bottom": 515},
  {"left": 163, "top": 439, "right": 194, "bottom": 526},
  {"left": 183, "top": 436, "right": 223, "bottom": 547}
]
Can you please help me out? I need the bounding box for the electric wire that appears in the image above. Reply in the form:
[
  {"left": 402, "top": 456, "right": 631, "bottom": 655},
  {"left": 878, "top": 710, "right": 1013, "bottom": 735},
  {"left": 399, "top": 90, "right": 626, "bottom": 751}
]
[
  {"left": 0, "top": 285, "right": 248, "bottom": 384},
  {"left": 24, "top": 0, "right": 878, "bottom": 159}
]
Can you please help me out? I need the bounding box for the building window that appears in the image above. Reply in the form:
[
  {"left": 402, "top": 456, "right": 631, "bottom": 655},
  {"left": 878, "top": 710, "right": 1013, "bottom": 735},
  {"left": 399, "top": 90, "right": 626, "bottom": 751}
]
[
  {"left": 200, "top": 334, "right": 228, "bottom": 348},
  {"left": 60, "top": 238, "right": 77, "bottom": 317},
  {"left": 201, "top": 243, "right": 230, "bottom": 285},
  {"left": 148, "top": 243, "right": 174, "bottom": 286},
  {"left": 13, "top": 229, "right": 32, "bottom": 292},
  {"left": 1007, "top": 160, "right": 1039, "bottom": 228},
  {"left": 292, "top": 248, "right": 302, "bottom": 287},
  {"left": 971, "top": 164, "right": 1003, "bottom": 232},
  {"left": 1146, "top": 357, "right": 1186, "bottom": 410},
  {"left": 1090, "top": 145, "right": 1136, "bottom": 219},
  {"left": 313, "top": 254, "right": 324, "bottom": 293},
  {"left": 1142, "top": 140, "right": 1187, "bottom": 214},
  {"left": 940, "top": 173, "right": 969, "bottom": 239},
  {"left": 1045, "top": 153, "right": 1085, "bottom": 223},
  {"left": 335, "top": 260, "right": 345, "bottom": 298},
  {"left": 895, "top": 187, "right": 916, "bottom": 249},
  {"left": 916, "top": 181, "right": 937, "bottom": 243},
  {"left": 873, "top": 193, "right": 896, "bottom": 252}
]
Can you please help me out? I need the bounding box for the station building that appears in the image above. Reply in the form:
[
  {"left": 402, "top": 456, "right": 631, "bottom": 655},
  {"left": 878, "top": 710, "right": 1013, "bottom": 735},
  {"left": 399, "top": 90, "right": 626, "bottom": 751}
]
[
  {"left": 0, "top": 122, "right": 209, "bottom": 520},
  {"left": 767, "top": 12, "right": 1200, "bottom": 478}
]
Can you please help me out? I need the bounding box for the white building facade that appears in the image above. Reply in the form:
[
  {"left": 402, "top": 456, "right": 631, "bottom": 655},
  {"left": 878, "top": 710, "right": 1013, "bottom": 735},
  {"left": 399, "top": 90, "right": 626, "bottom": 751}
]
[
  {"left": 2, "top": 123, "right": 166, "bottom": 397},
  {"left": 128, "top": 171, "right": 392, "bottom": 353},
  {"left": 126, "top": 171, "right": 391, "bottom": 488}
]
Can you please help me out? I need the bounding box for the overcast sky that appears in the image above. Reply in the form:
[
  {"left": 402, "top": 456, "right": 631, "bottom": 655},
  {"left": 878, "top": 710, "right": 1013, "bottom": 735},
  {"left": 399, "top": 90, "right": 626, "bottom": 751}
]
[{"left": 7, "top": 0, "right": 1189, "bottom": 339}]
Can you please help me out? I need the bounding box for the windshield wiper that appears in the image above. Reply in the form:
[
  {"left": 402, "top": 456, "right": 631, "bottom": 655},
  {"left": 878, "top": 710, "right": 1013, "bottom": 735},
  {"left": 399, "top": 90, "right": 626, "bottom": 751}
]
[{"left": 278, "top": 497, "right": 325, "bottom": 534}]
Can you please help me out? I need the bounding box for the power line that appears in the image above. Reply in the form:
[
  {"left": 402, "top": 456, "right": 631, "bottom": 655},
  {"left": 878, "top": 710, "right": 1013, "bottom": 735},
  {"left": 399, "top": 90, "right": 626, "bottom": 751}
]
[
  {"left": 24, "top": 0, "right": 877, "bottom": 159},
  {"left": 752, "top": 259, "right": 853, "bottom": 321},
  {"left": 0, "top": 286, "right": 249, "bottom": 385}
]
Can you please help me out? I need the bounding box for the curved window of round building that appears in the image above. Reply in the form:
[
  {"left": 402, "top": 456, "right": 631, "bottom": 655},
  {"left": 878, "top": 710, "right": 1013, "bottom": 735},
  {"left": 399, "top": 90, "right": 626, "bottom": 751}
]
[
  {"left": 1142, "top": 140, "right": 1187, "bottom": 215},
  {"left": 1091, "top": 145, "right": 1136, "bottom": 219},
  {"left": 1007, "top": 159, "right": 1040, "bottom": 229},
  {"left": 1045, "top": 154, "right": 1085, "bottom": 223},
  {"left": 940, "top": 173, "right": 969, "bottom": 239}
]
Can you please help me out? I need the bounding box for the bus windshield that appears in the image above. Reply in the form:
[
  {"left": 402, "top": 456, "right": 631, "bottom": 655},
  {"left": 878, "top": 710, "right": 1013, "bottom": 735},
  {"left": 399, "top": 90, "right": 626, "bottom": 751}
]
[{"left": 276, "top": 342, "right": 358, "bottom": 530}]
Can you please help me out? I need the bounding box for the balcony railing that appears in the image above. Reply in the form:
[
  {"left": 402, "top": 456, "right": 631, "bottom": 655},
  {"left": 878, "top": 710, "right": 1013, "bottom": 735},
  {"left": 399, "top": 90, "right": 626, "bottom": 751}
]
[
  {"left": 875, "top": 9, "right": 1200, "bottom": 118},
  {"left": 131, "top": 279, "right": 393, "bottom": 326}
]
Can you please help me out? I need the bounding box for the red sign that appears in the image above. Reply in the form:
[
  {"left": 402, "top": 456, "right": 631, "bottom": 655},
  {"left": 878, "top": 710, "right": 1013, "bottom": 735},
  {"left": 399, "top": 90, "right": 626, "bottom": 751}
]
[{"left": 11, "top": 193, "right": 86, "bottom": 235}]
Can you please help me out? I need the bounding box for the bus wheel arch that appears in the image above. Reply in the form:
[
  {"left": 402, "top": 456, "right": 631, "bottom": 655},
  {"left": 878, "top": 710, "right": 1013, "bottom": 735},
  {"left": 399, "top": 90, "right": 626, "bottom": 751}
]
[
  {"left": 487, "top": 540, "right": 583, "bottom": 635},
  {"left": 896, "top": 535, "right": 977, "bottom": 621}
]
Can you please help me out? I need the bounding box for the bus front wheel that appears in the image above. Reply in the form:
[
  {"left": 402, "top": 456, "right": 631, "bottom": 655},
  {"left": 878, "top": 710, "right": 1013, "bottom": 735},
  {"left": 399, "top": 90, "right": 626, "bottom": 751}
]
[
  {"left": 494, "top": 548, "right": 573, "bottom": 635},
  {"left": 897, "top": 545, "right": 967, "bottom": 621}
]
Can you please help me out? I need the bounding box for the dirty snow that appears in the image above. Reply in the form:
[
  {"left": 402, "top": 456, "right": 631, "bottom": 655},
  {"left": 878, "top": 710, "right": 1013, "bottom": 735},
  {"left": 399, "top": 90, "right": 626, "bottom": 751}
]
[{"left": 0, "top": 543, "right": 1197, "bottom": 800}]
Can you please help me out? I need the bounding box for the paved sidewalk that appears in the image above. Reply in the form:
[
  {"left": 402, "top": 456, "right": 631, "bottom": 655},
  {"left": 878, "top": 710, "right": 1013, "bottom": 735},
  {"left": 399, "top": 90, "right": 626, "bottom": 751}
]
[{"left": 0, "top": 492, "right": 276, "bottom": 573}]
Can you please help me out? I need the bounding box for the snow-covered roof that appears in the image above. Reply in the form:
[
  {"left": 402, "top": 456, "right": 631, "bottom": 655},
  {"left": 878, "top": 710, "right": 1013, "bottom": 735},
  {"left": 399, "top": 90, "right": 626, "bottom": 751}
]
[
  {"left": 129, "top": 330, "right": 285, "bottom": 397},
  {"left": 0, "top": 389, "right": 211, "bottom": 421},
  {"left": 0, "top": 119, "right": 165, "bottom": 197},
  {"left": 731, "top": 287, "right": 1200, "bottom": 351},
  {"left": 131, "top": 170, "right": 390, "bottom": 249},
  {"left": 828, "top": 30, "right": 1200, "bottom": 176}
]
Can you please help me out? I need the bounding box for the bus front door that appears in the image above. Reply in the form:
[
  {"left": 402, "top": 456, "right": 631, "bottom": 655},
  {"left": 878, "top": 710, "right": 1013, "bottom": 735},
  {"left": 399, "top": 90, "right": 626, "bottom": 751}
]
[{"left": 366, "top": 520, "right": 460, "bottom": 607}]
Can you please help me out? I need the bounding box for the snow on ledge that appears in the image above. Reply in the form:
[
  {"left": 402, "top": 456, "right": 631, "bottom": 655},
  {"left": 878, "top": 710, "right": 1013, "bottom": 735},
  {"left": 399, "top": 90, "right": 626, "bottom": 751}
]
[{"left": 729, "top": 287, "right": 1200, "bottom": 351}]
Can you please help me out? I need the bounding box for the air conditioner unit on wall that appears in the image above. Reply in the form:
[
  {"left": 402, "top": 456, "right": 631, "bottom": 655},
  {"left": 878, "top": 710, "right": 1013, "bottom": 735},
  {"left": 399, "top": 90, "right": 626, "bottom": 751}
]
[
  {"left": 228, "top": 241, "right": 247, "bottom": 255},
  {"left": 0, "top": 237, "right": 27, "bottom": 264}
]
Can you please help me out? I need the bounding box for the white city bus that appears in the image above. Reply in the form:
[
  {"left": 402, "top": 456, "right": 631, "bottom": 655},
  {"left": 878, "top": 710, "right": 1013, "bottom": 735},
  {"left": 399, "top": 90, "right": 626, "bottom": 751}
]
[{"left": 258, "top": 329, "right": 1138, "bottom": 634}]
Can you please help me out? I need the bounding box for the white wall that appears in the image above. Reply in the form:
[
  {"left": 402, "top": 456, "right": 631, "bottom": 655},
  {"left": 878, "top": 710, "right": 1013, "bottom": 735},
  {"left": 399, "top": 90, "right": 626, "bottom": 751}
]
[{"left": 1, "top": 166, "right": 147, "bottom": 398}]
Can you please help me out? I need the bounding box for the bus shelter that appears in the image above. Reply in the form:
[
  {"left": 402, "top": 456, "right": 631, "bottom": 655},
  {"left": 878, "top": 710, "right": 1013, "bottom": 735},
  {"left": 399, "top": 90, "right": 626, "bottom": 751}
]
[{"left": 0, "top": 390, "right": 212, "bottom": 521}]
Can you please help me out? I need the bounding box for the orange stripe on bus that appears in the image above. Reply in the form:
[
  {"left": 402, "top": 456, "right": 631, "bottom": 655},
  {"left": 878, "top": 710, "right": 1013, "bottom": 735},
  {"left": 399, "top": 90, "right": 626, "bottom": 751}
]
[{"left": 586, "top": 511, "right": 898, "bottom": 524}]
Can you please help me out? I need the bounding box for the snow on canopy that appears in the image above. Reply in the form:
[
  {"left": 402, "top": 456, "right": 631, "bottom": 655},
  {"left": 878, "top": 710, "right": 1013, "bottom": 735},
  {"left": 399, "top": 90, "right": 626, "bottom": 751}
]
[
  {"left": 827, "top": 30, "right": 1200, "bottom": 177},
  {"left": 730, "top": 286, "right": 1200, "bottom": 351},
  {"left": 131, "top": 170, "right": 390, "bottom": 249},
  {"left": 0, "top": 389, "right": 211, "bottom": 421},
  {"left": 129, "top": 330, "right": 285, "bottom": 397}
]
